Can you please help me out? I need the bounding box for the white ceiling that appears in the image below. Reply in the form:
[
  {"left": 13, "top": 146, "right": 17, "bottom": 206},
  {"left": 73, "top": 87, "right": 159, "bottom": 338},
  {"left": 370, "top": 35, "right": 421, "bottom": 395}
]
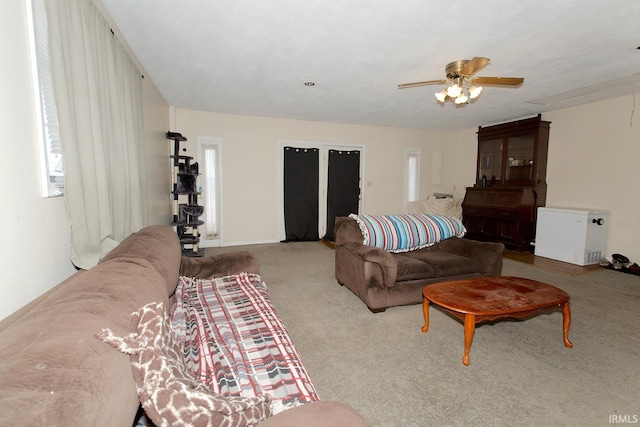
[{"left": 99, "top": 0, "right": 640, "bottom": 131}]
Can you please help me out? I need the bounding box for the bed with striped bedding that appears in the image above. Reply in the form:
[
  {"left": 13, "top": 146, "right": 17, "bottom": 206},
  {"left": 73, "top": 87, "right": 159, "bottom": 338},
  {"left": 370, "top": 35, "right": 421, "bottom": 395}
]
[{"left": 170, "top": 273, "right": 319, "bottom": 415}]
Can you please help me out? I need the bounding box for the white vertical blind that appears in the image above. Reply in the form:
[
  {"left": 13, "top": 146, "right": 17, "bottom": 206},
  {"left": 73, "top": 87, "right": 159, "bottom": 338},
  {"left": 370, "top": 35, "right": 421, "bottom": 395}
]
[{"left": 29, "top": 0, "right": 64, "bottom": 196}]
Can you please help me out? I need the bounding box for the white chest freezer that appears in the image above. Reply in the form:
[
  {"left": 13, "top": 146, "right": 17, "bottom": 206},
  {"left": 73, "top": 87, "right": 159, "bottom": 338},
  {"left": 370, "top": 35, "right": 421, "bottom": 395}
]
[{"left": 534, "top": 207, "right": 608, "bottom": 266}]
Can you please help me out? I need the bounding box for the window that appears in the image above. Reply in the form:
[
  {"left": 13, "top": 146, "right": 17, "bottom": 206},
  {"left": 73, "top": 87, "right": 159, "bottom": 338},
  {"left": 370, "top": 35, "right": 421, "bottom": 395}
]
[
  {"left": 26, "top": 0, "right": 64, "bottom": 196},
  {"left": 198, "top": 138, "right": 222, "bottom": 243},
  {"left": 405, "top": 148, "right": 420, "bottom": 210}
]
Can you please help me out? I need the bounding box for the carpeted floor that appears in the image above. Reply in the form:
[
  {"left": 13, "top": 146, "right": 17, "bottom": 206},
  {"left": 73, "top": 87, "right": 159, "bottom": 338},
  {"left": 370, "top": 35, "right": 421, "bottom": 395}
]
[{"left": 205, "top": 241, "right": 640, "bottom": 427}]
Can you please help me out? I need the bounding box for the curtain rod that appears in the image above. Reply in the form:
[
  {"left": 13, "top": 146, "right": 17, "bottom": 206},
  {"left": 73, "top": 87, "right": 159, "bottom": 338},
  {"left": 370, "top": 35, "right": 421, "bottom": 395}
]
[{"left": 109, "top": 28, "right": 144, "bottom": 79}]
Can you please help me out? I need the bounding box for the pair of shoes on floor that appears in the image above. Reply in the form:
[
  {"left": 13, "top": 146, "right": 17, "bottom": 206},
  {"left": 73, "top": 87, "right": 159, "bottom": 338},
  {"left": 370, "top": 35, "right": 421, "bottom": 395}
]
[
  {"left": 627, "top": 263, "right": 640, "bottom": 273},
  {"left": 600, "top": 255, "right": 640, "bottom": 275},
  {"left": 611, "top": 253, "right": 631, "bottom": 270}
]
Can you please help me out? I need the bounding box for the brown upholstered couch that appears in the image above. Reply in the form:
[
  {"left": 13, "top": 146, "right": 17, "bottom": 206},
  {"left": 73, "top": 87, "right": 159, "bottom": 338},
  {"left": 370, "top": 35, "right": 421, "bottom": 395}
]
[
  {"left": 0, "top": 225, "right": 367, "bottom": 427},
  {"left": 334, "top": 216, "right": 505, "bottom": 312}
]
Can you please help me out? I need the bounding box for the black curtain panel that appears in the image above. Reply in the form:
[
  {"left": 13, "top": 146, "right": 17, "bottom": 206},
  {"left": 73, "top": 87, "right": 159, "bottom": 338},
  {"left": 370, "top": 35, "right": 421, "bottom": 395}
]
[
  {"left": 323, "top": 149, "right": 360, "bottom": 241},
  {"left": 282, "top": 146, "right": 320, "bottom": 242}
]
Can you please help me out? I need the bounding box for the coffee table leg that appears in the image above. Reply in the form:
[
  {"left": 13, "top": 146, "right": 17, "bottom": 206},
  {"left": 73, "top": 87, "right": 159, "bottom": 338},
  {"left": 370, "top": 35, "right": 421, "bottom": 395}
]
[
  {"left": 562, "top": 302, "right": 573, "bottom": 348},
  {"left": 463, "top": 314, "right": 475, "bottom": 366},
  {"left": 421, "top": 298, "right": 430, "bottom": 333}
]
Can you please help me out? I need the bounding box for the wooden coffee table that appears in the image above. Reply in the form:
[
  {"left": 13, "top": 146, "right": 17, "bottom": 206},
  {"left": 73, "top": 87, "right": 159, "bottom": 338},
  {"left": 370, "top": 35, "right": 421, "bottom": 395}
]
[{"left": 421, "top": 276, "right": 572, "bottom": 366}]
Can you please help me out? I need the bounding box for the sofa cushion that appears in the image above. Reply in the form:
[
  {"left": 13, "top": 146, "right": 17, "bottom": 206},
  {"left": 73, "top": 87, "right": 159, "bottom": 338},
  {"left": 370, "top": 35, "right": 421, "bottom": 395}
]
[
  {"left": 394, "top": 254, "right": 436, "bottom": 280},
  {"left": 97, "top": 302, "right": 272, "bottom": 427},
  {"left": 349, "top": 213, "right": 466, "bottom": 253},
  {"left": 395, "top": 251, "right": 481, "bottom": 281},
  {"left": 99, "top": 225, "right": 181, "bottom": 295}
]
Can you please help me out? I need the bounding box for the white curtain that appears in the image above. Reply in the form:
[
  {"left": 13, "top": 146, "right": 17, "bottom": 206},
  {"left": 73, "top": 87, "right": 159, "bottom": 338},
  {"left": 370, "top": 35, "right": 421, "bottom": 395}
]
[{"left": 45, "top": 0, "right": 145, "bottom": 269}]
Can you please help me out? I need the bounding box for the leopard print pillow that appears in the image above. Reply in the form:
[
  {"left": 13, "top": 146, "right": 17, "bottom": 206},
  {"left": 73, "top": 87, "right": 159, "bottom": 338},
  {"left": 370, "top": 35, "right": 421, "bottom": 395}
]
[{"left": 97, "top": 302, "right": 272, "bottom": 427}]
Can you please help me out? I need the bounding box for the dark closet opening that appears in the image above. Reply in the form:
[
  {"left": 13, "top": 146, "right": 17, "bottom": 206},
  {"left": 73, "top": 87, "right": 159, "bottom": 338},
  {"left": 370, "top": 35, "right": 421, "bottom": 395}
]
[
  {"left": 323, "top": 149, "right": 360, "bottom": 241},
  {"left": 282, "top": 146, "right": 320, "bottom": 242}
]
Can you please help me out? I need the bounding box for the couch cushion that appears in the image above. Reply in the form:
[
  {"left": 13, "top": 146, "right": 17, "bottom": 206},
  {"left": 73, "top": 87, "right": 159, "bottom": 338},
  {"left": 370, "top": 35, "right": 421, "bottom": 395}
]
[
  {"left": 395, "top": 251, "right": 481, "bottom": 281},
  {"left": 99, "top": 225, "right": 181, "bottom": 295},
  {"left": 394, "top": 254, "right": 436, "bottom": 280},
  {"left": 349, "top": 213, "right": 466, "bottom": 253}
]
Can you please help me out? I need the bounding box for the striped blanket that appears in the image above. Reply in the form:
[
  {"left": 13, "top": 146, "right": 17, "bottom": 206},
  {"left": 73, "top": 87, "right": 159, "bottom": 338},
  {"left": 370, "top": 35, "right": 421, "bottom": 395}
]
[
  {"left": 170, "top": 273, "right": 319, "bottom": 415},
  {"left": 350, "top": 213, "right": 466, "bottom": 253}
]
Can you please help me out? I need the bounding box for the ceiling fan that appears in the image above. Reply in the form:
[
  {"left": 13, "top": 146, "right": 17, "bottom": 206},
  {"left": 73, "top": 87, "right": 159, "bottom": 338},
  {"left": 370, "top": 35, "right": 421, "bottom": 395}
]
[{"left": 397, "top": 57, "right": 524, "bottom": 105}]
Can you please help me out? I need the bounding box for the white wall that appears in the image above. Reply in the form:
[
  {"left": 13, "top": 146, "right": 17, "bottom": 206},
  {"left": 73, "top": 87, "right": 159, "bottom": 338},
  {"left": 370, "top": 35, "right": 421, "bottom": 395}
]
[
  {"left": 0, "top": 0, "right": 170, "bottom": 320},
  {"left": 140, "top": 76, "right": 172, "bottom": 226},
  {"left": 544, "top": 96, "right": 639, "bottom": 262},
  {"left": 174, "top": 108, "right": 456, "bottom": 245},
  {"left": 455, "top": 96, "right": 640, "bottom": 262},
  {"left": 0, "top": 0, "right": 77, "bottom": 320},
  {"left": 452, "top": 127, "right": 480, "bottom": 195}
]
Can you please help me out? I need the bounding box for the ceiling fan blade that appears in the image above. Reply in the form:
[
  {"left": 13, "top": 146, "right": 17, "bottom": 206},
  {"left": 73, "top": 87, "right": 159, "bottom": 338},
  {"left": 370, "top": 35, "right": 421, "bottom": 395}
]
[
  {"left": 397, "top": 79, "right": 447, "bottom": 89},
  {"left": 460, "top": 57, "right": 490, "bottom": 77},
  {"left": 472, "top": 77, "right": 524, "bottom": 86}
]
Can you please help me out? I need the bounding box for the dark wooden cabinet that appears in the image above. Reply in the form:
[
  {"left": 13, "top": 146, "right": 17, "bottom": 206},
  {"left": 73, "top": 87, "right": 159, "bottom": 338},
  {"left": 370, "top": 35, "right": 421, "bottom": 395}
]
[
  {"left": 462, "top": 114, "right": 550, "bottom": 251},
  {"left": 462, "top": 187, "right": 536, "bottom": 250}
]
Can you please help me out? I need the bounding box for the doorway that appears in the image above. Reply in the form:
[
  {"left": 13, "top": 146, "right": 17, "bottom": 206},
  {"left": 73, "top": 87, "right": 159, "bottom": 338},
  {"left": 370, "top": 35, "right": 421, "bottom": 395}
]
[
  {"left": 277, "top": 141, "right": 363, "bottom": 242},
  {"left": 281, "top": 146, "right": 320, "bottom": 242},
  {"left": 323, "top": 148, "right": 360, "bottom": 241}
]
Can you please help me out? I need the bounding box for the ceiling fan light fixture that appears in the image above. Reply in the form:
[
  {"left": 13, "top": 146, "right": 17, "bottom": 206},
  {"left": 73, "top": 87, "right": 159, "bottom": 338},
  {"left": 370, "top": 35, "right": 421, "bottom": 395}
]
[
  {"left": 455, "top": 93, "right": 469, "bottom": 104},
  {"left": 446, "top": 83, "right": 462, "bottom": 98},
  {"left": 468, "top": 85, "right": 482, "bottom": 99},
  {"left": 398, "top": 57, "right": 524, "bottom": 107}
]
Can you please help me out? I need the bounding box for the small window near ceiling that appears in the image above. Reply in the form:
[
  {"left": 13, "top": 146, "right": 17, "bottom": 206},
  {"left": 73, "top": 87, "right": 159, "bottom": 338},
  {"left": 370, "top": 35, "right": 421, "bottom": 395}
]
[
  {"left": 405, "top": 148, "right": 420, "bottom": 210},
  {"left": 26, "top": 0, "right": 64, "bottom": 197}
]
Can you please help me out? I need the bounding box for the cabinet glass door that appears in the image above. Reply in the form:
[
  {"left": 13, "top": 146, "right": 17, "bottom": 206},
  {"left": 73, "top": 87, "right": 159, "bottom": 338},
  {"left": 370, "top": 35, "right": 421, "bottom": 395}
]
[
  {"left": 505, "top": 134, "right": 535, "bottom": 184},
  {"left": 478, "top": 138, "right": 503, "bottom": 184}
]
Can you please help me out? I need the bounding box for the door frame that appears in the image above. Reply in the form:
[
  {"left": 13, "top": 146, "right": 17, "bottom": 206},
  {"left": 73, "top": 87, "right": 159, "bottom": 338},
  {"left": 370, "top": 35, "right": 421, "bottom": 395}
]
[{"left": 276, "top": 140, "right": 365, "bottom": 241}]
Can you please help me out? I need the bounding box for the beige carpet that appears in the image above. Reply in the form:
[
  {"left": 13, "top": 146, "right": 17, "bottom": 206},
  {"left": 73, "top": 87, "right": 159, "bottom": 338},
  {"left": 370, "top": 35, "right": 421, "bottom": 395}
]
[{"left": 205, "top": 242, "right": 640, "bottom": 427}]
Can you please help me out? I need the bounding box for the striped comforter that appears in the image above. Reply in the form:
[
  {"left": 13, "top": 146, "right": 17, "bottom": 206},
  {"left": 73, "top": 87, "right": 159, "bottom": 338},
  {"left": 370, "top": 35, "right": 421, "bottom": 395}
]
[
  {"left": 170, "top": 273, "right": 319, "bottom": 414},
  {"left": 350, "top": 213, "right": 466, "bottom": 252}
]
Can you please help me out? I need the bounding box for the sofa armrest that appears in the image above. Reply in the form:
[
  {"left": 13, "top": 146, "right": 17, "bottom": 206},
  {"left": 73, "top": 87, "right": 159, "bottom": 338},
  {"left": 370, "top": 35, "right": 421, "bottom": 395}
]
[
  {"left": 334, "top": 216, "right": 365, "bottom": 245},
  {"left": 256, "top": 400, "right": 368, "bottom": 427},
  {"left": 434, "top": 237, "right": 504, "bottom": 276},
  {"left": 179, "top": 251, "right": 260, "bottom": 279},
  {"left": 335, "top": 216, "right": 397, "bottom": 287},
  {"left": 338, "top": 243, "right": 397, "bottom": 287}
]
